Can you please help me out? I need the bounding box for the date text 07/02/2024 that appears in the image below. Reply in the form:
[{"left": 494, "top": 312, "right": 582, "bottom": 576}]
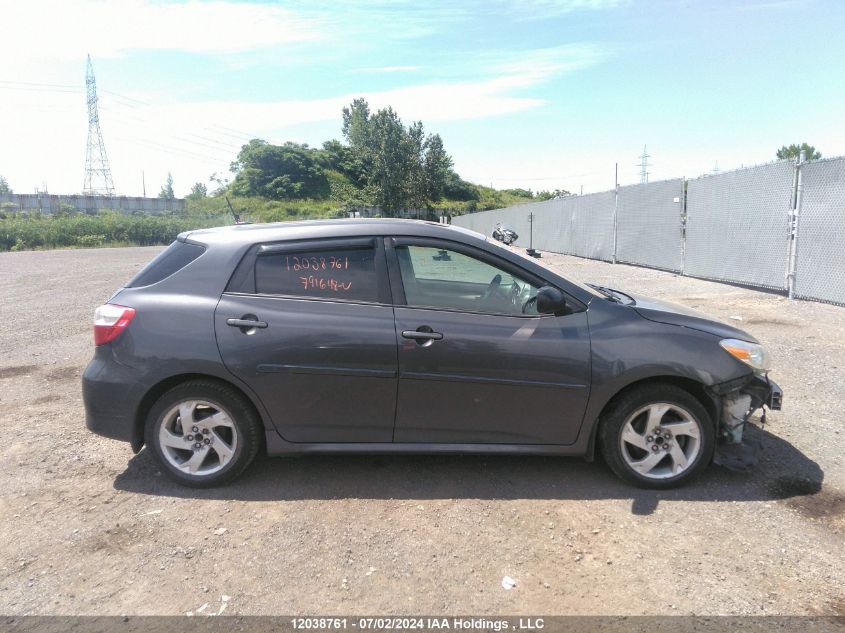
[{"left": 290, "top": 617, "right": 546, "bottom": 631}]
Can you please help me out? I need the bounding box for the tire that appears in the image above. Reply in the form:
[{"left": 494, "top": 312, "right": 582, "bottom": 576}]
[
  {"left": 144, "top": 379, "right": 262, "bottom": 488},
  {"left": 599, "top": 383, "right": 714, "bottom": 489}
]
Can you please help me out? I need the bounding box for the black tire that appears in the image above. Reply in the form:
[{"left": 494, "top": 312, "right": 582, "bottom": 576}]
[
  {"left": 144, "top": 379, "right": 262, "bottom": 488},
  {"left": 599, "top": 383, "right": 714, "bottom": 489}
]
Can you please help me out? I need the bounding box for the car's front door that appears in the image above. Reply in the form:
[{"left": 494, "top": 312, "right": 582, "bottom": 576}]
[
  {"left": 215, "top": 237, "right": 397, "bottom": 443},
  {"left": 388, "top": 238, "right": 591, "bottom": 445}
]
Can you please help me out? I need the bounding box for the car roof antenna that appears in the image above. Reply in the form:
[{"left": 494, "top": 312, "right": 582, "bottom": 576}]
[{"left": 226, "top": 196, "right": 248, "bottom": 225}]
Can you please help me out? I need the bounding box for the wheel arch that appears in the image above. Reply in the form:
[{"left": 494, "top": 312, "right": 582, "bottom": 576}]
[
  {"left": 132, "top": 373, "right": 267, "bottom": 453},
  {"left": 584, "top": 375, "right": 718, "bottom": 461}
]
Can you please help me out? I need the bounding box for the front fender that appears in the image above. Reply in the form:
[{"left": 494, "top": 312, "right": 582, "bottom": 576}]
[{"left": 577, "top": 299, "right": 752, "bottom": 447}]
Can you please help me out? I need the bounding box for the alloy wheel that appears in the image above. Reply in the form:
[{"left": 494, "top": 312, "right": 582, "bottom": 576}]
[
  {"left": 157, "top": 399, "right": 238, "bottom": 477},
  {"left": 619, "top": 402, "right": 702, "bottom": 480}
]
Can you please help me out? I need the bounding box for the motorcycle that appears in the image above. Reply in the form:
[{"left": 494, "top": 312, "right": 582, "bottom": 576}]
[{"left": 492, "top": 224, "right": 519, "bottom": 245}]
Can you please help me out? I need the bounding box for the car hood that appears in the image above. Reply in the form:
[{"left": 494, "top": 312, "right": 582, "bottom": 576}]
[{"left": 625, "top": 293, "right": 759, "bottom": 343}]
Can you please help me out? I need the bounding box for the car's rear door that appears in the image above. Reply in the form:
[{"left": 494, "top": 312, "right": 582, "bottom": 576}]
[
  {"left": 215, "top": 237, "right": 397, "bottom": 443},
  {"left": 387, "top": 237, "right": 591, "bottom": 445}
]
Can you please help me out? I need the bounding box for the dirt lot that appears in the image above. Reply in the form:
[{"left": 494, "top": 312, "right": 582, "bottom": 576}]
[{"left": 0, "top": 246, "right": 843, "bottom": 616}]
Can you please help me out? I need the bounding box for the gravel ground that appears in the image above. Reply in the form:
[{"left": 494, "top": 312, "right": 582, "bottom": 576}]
[{"left": 0, "top": 246, "right": 843, "bottom": 616}]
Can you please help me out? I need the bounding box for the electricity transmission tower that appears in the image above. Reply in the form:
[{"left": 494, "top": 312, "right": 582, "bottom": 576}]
[
  {"left": 637, "top": 145, "right": 651, "bottom": 183},
  {"left": 83, "top": 55, "right": 115, "bottom": 196}
]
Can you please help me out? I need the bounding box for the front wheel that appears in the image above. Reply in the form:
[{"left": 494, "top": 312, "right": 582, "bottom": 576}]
[
  {"left": 599, "top": 384, "right": 714, "bottom": 489},
  {"left": 145, "top": 380, "right": 262, "bottom": 488}
]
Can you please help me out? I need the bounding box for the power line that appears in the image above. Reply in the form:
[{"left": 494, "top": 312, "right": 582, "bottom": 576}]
[
  {"left": 637, "top": 145, "right": 651, "bottom": 184},
  {"left": 1, "top": 79, "right": 256, "bottom": 148},
  {"left": 478, "top": 169, "right": 610, "bottom": 182},
  {"left": 83, "top": 55, "right": 115, "bottom": 196},
  {"left": 97, "top": 87, "right": 261, "bottom": 141},
  {"left": 116, "top": 135, "right": 233, "bottom": 165},
  {"left": 99, "top": 106, "right": 241, "bottom": 154}
]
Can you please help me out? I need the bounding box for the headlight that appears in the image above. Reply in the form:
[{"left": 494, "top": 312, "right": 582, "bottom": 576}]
[{"left": 719, "top": 338, "right": 771, "bottom": 372}]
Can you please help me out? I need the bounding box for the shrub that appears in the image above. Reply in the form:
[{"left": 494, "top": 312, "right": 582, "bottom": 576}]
[
  {"left": 0, "top": 212, "right": 229, "bottom": 252},
  {"left": 75, "top": 234, "right": 106, "bottom": 248}
]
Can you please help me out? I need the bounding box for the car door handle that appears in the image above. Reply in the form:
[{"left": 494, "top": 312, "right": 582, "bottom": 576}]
[
  {"left": 401, "top": 330, "right": 443, "bottom": 341},
  {"left": 227, "top": 318, "right": 268, "bottom": 329}
]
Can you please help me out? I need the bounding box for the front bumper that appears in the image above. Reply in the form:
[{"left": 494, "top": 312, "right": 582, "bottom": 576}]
[
  {"left": 712, "top": 374, "right": 783, "bottom": 471},
  {"left": 743, "top": 374, "right": 782, "bottom": 411}
]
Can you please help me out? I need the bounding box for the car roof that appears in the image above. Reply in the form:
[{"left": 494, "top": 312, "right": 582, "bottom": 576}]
[{"left": 180, "top": 218, "right": 487, "bottom": 248}]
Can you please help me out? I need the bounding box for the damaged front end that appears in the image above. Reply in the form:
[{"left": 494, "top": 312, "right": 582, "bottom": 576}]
[{"left": 710, "top": 374, "right": 783, "bottom": 471}]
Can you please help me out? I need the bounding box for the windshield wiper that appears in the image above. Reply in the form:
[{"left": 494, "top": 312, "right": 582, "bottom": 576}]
[
  {"left": 587, "top": 284, "right": 620, "bottom": 302},
  {"left": 587, "top": 284, "right": 635, "bottom": 305}
]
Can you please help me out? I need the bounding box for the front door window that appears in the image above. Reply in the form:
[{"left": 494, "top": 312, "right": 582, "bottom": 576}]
[{"left": 395, "top": 245, "right": 539, "bottom": 315}]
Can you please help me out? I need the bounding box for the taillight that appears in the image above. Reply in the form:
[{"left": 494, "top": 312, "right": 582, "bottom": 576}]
[{"left": 94, "top": 304, "right": 136, "bottom": 346}]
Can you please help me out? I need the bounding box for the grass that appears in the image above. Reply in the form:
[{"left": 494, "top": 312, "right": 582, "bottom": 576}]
[
  {"left": 186, "top": 196, "right": 343, "bottom": 223},
  {"left": 0, "top": 211, "right": 229, "bottom": 252},
  {"left": 0, "top": 189, "right": 535, "bottom": 253}
]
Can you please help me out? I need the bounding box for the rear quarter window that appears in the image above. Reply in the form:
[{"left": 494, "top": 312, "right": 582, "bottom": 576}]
[
  {"left": 255, "top": 247, "right": 379, "bottom": 302},
  {"left": 125, "top": 240, "right": 205, "bottom": 288}
]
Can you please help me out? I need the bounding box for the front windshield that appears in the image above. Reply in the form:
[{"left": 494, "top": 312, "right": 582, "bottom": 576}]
[{"left": 484, "top": 237, "right": 606, "bottom": 299}]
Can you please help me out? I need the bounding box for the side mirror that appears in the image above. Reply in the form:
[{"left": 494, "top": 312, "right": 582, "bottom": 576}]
[{"left": 536, "top": 286, "right": 567, "bottom": 314}]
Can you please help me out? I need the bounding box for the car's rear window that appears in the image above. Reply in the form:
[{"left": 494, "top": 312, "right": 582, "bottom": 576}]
[
  {"left": 125, "top": 240, "right": 205, "bottom": 288},
  {"left": 255, "top": 246, "right": 378, "bottom": 302}
]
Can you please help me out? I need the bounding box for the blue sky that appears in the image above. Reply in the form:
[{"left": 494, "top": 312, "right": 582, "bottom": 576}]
[{"left": 1, "top": 0, "right": 843, "bottom": 197}]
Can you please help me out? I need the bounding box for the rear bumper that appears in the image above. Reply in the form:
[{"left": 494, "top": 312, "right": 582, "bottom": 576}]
[{"left": 82, "top": 350, "right": 146, "bottom": 450}]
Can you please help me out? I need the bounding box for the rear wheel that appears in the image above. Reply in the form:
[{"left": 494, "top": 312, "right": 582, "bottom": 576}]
[
  {"left": 145, "top": 380, "right": 261, "bottom": 487},
  {"left": 599, "top": 384, "right": 714, "bottom": 489}
]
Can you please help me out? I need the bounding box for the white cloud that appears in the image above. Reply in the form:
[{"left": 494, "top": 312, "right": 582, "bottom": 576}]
[
  {"left": 124, "top": 43, "right": 606, "bottom": 131},
  {"left": 495, "top": 44, "right": 610, "bottom": 82},
  {"left": 0, "top": 41, "right": 607, "bottom": 196},
  {"left": 1, "top": 0, "right": 322, "bottom": 64},
  {"left": 494, "top": 0, "right": 629, "bottom": 18},
  {"left": 355, "top": 66, "right": 422, "bottom": 73},
  {"left": 138, "top": 80, "right": 543, "bottom": 133}
]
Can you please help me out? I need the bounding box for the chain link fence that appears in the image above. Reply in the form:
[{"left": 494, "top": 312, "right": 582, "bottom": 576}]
[
  {"left": 684, "top": 160, "right": 793, "bottom": 290},
  {"left": 793, "top": 158, "right": 845, "bottom": 306},
  {"left": 454, "top": 204, "right": 533, "bottom": 246},
  {"left": 616, "top": 178, "right": 684, "bottom": 272},
  {"left": 453, "top": 156, "right": 845, "bottom": 307},
  {"left": 457, "top": 192, "right": 617, "bottom": 261},
  {"left": 561, "top": 191, "right": 617, "bottom": 261}
]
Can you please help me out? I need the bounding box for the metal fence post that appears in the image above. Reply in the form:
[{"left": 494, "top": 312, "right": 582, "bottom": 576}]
[
  {"left": 612, "top": 163, "right": 618, "bottom": 264},
  {"left": 680, "top": 179, "right": 687, "bottom": 275},
  {"left": 787, "top": 149, "right": 806, "bottom": 300}
]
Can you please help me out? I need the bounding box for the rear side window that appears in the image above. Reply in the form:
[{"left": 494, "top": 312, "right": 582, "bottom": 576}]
[
  {"left": 125, "top": 240, "right": 205, "bottom": 288},
  {"left": 255, "top": 247, "right": 379, "bottom": 302}
]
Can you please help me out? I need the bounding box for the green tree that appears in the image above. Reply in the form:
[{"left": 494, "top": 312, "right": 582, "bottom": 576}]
[
  {"left": 0, "top": 175, "right": 11, "bottom": 194},
  {"left": 209, "top": 172, "right": 229, "bottom": 196},
  {"left": 405, "top": 120, "right": 427, "bottom": 208},
  {"left": 229, "top": 140, "right": 330, "bottom": 200},
  {"left": 187, "top": 182, "right": 208, "bottom": 199},
  {"left": 342, "top": 99, "right": 372, "bottom": 154},
  {"left": 317, "top": 140, "right": 361, "bottom": 184},
  {"left": 367, "top": 107, "right": 411, "bottom": 212},
  {"left": 502, "top": 188, "right": 534, "bottom": 199},
  {"left": 443, "top": 172, "right": 480, "bottom": 201},
  {"left": 341, "top": 98, "right": 455, "bottom": 214},
  {"left": 536, "top": 188, "right": 571, "bottom": 200},
  {"left": 158, "top": 172, "right": 175, "bottom": 199},
  {"left": 777, "top": 143, "right": 821, "bottom": 161},
  {"left": 422, "top": 133, "right": 453, "bottom": 204}
]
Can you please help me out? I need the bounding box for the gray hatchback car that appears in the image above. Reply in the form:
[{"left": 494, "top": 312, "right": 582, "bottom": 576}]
[{"left": 83, "top": 219, "right": 781, "bottom": 489}]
